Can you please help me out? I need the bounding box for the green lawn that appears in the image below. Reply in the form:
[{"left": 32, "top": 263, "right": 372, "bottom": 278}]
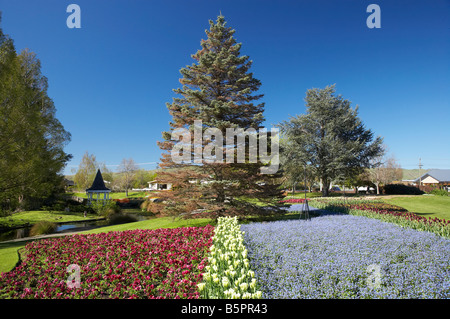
[
  {"left": 383, "top": 195, "right": 450, "bottom": 220},
  {"left": 77, "top": 216, "right": 214, "bottom": 234},
  {"left": 284, "top": 191, "right": 356, "bottom": 198},
  {"left": 0, "top": 211, "right": 102, "bottom": 229},
  {"left": 0, "top": 241, "right": 33, "bottom": 274},
  {"left": 0, "top": 216, "right": 214, "bottom": 274}
]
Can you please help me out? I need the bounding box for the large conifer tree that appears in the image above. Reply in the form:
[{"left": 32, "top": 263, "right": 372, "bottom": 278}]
[
  {"left": 154, "top": 15, "right": 283, "bottom": 219},
  {"left": 278, "top": 85, "right": 384, "bottom": 197}
]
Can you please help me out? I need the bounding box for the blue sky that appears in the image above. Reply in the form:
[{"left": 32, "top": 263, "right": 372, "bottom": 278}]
[{"left": 1, "top": 0, "right": 449, "bottom": 174}]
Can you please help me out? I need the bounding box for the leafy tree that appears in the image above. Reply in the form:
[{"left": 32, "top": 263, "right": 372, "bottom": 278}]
[
  {"left": 73, "top": 152, "right": 111, "bottom": 191},
  {"left": 73, "top": 152, "right": 97, "bottom": 190},
  {"left": 367, "top": 150, "right": 402, "bottom": 194},
  {"left": 117, "top": 158, "right": 138, "bottom": 197},
  {"left": 155, "top": 15, "right": 283, "bottom": 219},
  {"left": 278, "top": 85, "right": 383, "bottom": 197},
  {"left": 132, "top": 169, "right": 157, "bottom": 189},
  {"left": 0, "top": 16, "right": 71, "bottom": 213},
  {"left": 279, "top": 137, "right": 317, "bottom": 194}
]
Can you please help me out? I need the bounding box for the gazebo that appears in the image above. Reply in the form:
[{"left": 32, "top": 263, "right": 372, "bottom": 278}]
[{"left": 86, "top": 169, "right": 111, "bottom": 204}]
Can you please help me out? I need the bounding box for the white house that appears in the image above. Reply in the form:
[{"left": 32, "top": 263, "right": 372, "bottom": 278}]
[
  {"left": 414, "top": 169, "right": 450, "bottom": 189},
  {"left": 148, "top": 180, "right": 172, "bottom": 191}
]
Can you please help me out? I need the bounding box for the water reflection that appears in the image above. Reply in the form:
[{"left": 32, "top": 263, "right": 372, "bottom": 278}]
[{"left": 0, "top": 212, "right": 152, "bottom": 242}]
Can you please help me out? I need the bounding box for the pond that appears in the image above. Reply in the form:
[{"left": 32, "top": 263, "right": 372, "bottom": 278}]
[{"left": 0, "top": 212, "right": 153, "bottom": 243}]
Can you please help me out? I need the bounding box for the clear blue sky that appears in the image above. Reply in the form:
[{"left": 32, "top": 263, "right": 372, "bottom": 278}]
[{"left": 1, "top": 0, "right": 449, "bottom": 175}]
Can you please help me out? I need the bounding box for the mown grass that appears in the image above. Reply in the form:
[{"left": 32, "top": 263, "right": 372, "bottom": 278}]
[
  {"left": 78, "top": 216, "right": 214, "bottom": 234},
  {"left": 284, "top": 191, "right": 359, "bottom": 199},
  {"left": 0, "top": 211, "right": 102, "bottom": 229},
  {"left": 383, "top": 195, "right": 450, "bottom": 220},
  {"left": 0, "top": 240, "right": 35, "bottom": 275}
]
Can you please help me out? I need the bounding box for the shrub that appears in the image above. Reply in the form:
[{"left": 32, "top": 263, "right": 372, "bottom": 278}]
[
  {"left": 383, "top": 184, "right": 424, "bottom": 195},
  {"left": 67, "top": 203, "right": 93, "bottom": 213},
  {"left": 29, "top": 221, "right": 57, "bottom": 236},
  {"left": 429, "top": 189, "right": 449, "bottom": 196},
  {"left": 91, "top": 200, "right": 121, "bottom": 218}
]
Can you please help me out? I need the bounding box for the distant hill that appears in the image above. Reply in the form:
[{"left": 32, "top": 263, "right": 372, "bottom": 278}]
[{"left": 402, "top": 168, "right": 431, "bottom": 181}]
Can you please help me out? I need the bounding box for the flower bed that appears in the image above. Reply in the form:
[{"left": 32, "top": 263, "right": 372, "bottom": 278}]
[
  {"left": 198, "top": 217, "right": 262, "bottom": 299},
  {"left": 0, "top": 226, "right": 214, "bottom": 299},
  {"left": 310, "top": 198, "right": 450, "bottom": 238},
  {"left": 242, "top": 215, "right": 450, "bottom": 299},
  {"left": 278, "top": 198, "right": 307, "bottom": 204}
]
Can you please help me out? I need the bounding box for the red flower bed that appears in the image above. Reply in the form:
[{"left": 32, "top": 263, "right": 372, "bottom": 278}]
[
  {"left": 279, "top": 198, "right": 307, "bottom": 204},
  {"left": 113, "top": 198, "right": 130, "bottom": 204},
  {"left": 352, "top": 205, "right": 450, "bottom": 228},
  {"left": 0, "top": 226, "right": 214, "bottom": 299}
]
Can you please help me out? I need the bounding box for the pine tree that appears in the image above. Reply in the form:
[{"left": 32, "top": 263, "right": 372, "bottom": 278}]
[{"left": 154, "top": 15, "right": 283, "bottom": 219}]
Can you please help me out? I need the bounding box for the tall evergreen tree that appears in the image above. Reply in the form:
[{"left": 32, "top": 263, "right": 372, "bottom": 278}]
[
  {"left": 154, "top": 15, "right": 283, "bottom": 219},
  {"left": 278, "top": 85, "right": 384, "bottom": 197},
  {"left": 0, "top": 15, "right": 71, "bottom": 212}
]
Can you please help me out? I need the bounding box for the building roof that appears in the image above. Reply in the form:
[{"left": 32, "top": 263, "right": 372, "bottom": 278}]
[
  {"left": 86, "top": 169, "right": 111, "bottom": 192},
  {"left": 414, "top": 169, "right": 450, "bottom": 183},
  {"left": 64, "top": 178, "right": 75, "bottom": 186},
  {"left": 148, "top": 180, "right": 172, "bottom": 184}
]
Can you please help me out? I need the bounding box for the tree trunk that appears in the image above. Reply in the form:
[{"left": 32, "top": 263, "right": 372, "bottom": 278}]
[{"left": 322, "top": 177, "right": 330, "bottom": 197}]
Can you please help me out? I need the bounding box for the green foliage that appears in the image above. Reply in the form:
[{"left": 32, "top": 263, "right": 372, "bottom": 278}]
[
  {"left": 156, "top": 14, "right": 284, "bottom": 218},
  {"left": 73, "top": 152, "right": 112, "bottom": 191},
  {"left": 277, "top": 85, "right": 384, "bottom": 197},
  {"left": 429, "top": 189, "right": 449, "bottom": 196},
  {"left": 132, "top": 169, "right": 157, "bottom": 189},
  {"left": 0, "top": 17, "right": 71, "bottom": 214},
  {"left": 29, "top": 221, "right": 57, "bottom": 236},
  {"left": 108, "top": 213, "right": 138, "bottom": 225},
  {"left": 90, "top": 200, "right": 121, "bottom": 219},
  {"left": 383, "top": 184, "right": 424, "bottom": 195},
  {"left": 42, "top": 200, "right": 94, "bottom": 214}
]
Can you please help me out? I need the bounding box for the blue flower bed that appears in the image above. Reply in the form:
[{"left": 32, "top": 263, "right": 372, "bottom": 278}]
[{"left": 241, "top": 215, "right": 450, "bottom": 299}]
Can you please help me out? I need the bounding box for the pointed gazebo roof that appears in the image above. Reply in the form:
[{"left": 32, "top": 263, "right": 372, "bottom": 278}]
[{"left": 86, "top": 169, "right": 111, "bottom": 192}]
